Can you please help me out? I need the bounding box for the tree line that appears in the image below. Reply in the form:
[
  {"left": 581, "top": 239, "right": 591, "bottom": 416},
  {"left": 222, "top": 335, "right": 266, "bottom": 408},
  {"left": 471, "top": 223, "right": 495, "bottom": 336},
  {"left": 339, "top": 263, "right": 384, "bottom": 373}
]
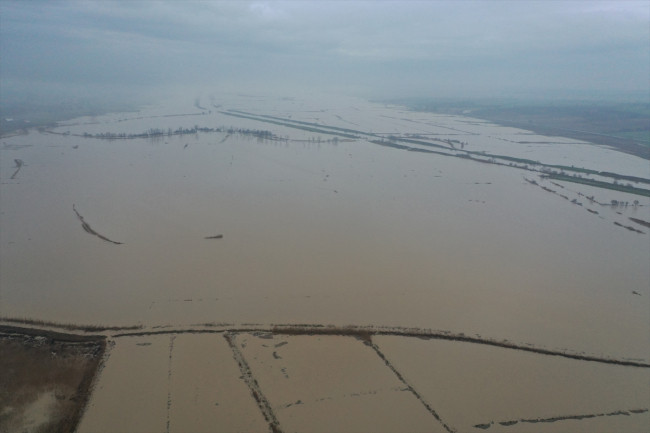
[{"left": 82, "top": 126, "right": 277, "bottom": 140}]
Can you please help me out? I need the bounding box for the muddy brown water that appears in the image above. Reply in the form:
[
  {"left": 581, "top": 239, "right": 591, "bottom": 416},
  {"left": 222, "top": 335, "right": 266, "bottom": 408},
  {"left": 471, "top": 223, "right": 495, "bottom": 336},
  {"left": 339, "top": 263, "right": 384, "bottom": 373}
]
[
  {"left": 1, "top": 94, "right": 648, "bottom": 365},
  {"left": 3, "top": 94, "right": 649, "bottom": 432}
]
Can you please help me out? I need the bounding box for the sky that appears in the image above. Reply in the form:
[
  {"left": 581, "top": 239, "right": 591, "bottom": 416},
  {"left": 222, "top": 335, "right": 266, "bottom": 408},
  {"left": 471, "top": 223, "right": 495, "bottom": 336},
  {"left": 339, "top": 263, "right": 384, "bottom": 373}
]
[{"left": 1, "top": 0, "right": 649, "bottom": 103}]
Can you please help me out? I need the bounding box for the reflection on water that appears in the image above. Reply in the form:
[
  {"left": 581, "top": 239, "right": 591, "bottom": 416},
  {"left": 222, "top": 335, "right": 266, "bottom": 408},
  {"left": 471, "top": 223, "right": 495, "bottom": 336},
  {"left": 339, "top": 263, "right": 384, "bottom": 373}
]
[{"left": 1, "top": 94, "right": 648, "bottom": 360}]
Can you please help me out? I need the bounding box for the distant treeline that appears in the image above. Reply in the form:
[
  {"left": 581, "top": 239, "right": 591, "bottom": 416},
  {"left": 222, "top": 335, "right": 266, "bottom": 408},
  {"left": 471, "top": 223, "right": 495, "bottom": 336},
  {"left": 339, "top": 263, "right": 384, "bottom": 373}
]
[
  {"left": 222, "top": 110, "right": 359, "bottom": 139},
  {"left": 544, "top": 174, "right": 650, "bottom": 197},
  {"left": 217, "top": 109, "right": 650, "bottom": 189},
  {"left": 80, "top": 126, "right": 277, "bottom": 140}
]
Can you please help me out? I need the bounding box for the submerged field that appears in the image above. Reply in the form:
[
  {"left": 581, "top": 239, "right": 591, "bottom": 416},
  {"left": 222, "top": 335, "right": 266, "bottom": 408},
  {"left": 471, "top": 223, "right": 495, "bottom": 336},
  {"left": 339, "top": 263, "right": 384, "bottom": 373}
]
[{"left": 1, "top": 93, "right": 649, "bottom": 431}]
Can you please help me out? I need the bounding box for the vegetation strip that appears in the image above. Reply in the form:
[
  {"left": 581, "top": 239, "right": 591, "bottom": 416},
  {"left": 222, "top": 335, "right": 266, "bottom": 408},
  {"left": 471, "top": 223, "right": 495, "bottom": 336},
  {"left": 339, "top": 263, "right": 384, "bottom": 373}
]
[
  {"left": 10, "top": 159, "right": 24, "bottom": 179},
  {"left": 270, "top": 325, "right": 650, "bottom": 368},
  {"left": 72, "top": 125, "right": 278, "bottom": 140},
  {"left": 371, "top": 139, "right": 450, "bottom": 155},
  {"left": 474, "top": 408, "right": 649, "bottom": 430},
  {"left": 367, "top": 339, "right": 456, "bottom": 433},
  {"left": 545, "top": 174, "right": 650, "bottom": 197},
  {"left": 220, "top": 110, "right": 359, "bottom": 138},
  {"left": 0, "top": 324, "right": 106, "bottom": 343},
  {"left": 112, "top": 328, "right": 226, "bottom": 338},
  {"left": 629, "top": 217, "right": 650, "bottom": 228},
  {"left": 223, "top": 332, "right": 283, "bottom": 433},
  {"left": 73, "top": 205, "right": 123, "bottom": 245},
  {"left": 166, "top": 335, "right": 176, "bottom": 433},
  {"left": 4, "top": 319, "right": 647, "bottom": 368},
  {"left": 0, "top": 316, "right": 141, "bottom": 332},
  {"left": 229, "top": 110, "right": 365, "bottom": 136},
  {"left": 524, "top": 177, "right": 646, "bottom": 234}
]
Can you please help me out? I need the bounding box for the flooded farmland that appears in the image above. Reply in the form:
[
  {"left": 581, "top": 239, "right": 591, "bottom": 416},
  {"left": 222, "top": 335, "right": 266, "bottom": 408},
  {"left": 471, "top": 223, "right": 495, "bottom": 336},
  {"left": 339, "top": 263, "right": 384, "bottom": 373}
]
[{"left": 1, "top": 93, "right": 649, "bottom": 432}]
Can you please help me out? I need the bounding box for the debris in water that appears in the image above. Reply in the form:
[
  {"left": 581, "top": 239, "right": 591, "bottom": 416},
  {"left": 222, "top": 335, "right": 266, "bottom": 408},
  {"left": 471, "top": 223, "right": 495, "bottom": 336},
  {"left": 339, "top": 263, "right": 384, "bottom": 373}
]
[
  {"left": 73, "top": 205, "right": 123, "bottom": 245},
  {"left": 11, "top": 159, "right": 24, "bottom": 179}
]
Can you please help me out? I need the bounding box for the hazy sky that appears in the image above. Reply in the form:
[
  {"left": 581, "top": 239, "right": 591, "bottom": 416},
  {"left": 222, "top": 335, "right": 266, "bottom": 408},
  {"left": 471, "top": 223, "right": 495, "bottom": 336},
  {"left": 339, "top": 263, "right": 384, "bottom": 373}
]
[{"left": 1, "top": 0, "right": 649, "bottom": 101}]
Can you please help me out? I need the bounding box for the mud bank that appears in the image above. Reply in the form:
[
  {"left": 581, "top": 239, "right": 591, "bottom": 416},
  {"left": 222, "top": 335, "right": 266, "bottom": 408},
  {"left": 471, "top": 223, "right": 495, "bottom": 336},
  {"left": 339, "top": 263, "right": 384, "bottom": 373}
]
[{"left": 0, "top": 326, "right": 105, "bottom": 433}]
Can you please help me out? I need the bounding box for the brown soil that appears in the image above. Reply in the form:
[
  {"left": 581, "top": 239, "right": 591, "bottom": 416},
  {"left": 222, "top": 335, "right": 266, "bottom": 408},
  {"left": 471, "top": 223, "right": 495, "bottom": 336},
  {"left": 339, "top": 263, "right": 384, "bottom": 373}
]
[{"left": 0, "top": 326, "right": 106, "bottom": 433}]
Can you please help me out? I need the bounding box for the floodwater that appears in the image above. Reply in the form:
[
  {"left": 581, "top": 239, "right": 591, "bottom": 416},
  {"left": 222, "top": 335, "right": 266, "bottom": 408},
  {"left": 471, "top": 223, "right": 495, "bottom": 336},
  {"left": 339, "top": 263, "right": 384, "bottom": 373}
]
[
  {"left": 77, "top": 334, "right": 269, "bottom": 433},
  {"left": 232, "top": 333, "right": 447, "bottom": 432},
  {"left": 1, "top": 93, "right": 649, "bottom": 364},
  {"left": 77, "top": 331, "right": 649, "bottom": 432},
  {"left": 374, "top": 336, "right": 650, "bottom": 432}
]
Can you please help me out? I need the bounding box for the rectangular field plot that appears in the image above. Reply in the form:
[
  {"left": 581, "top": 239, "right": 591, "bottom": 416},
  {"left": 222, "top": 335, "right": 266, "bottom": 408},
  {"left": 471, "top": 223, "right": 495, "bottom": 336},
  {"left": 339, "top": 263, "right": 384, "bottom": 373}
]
[
  {"left": 373, "top": 336, "right": 650, "bottom": 433},
  {"left": 168, "top": 333, "right": 269, "bottom": 433},
  {"left": 77, "top": 334, "right": 269, "bottom": 433},
  {"left": 77, "top": 335, "right": 170, "bottom": 433},
  {"left": 231, "top": 332, "right": 447, "bottom": 433}
]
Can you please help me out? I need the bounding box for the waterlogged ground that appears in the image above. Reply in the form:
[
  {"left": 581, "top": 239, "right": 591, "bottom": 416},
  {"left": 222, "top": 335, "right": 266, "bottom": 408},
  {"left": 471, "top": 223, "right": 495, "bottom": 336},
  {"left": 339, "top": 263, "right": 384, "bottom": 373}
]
[
  {"left": 74, "top": 330, "right": 648, "bottom": 433},
  {"left": 1, "top": 93, "right": 649, "bottom": 432},
  {"left": 0, "top": 327, "right": 104, "bottom": 433}
]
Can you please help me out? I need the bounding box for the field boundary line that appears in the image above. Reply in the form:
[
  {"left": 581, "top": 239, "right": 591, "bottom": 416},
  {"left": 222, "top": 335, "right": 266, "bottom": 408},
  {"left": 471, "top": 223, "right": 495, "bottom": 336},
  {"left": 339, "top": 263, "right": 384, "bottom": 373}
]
[
  {"left": 367, "top": 338, "right": 456, "bottom": 433},
  {"left": 223, "top": 332, "right": 282, "bottom": 433}
]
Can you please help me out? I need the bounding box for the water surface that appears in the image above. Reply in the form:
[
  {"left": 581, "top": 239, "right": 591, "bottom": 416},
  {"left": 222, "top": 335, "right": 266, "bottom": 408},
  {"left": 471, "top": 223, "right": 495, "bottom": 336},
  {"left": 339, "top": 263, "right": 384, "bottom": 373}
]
[{"left": 1, "top": 94, "right": 648, "bottom": 361}]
